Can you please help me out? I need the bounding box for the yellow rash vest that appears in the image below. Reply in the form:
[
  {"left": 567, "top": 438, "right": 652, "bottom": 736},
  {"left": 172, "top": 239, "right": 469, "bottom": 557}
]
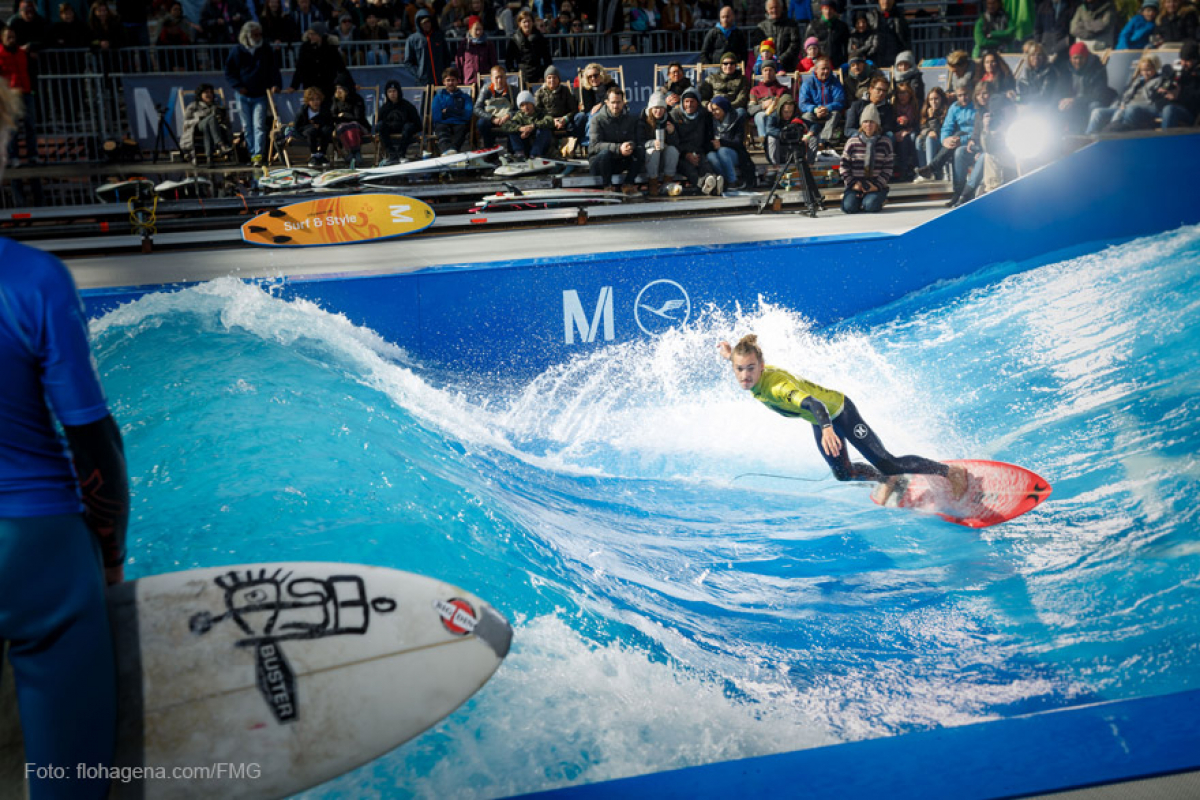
[{"left": 750, "top": 366, "right": 846, "bottom": 425}]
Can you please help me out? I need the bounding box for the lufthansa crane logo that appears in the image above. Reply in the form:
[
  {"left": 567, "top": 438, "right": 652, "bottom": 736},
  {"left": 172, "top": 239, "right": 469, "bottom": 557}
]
[{"left": 634, "top": 280, "right": 691, "bottom": 336}]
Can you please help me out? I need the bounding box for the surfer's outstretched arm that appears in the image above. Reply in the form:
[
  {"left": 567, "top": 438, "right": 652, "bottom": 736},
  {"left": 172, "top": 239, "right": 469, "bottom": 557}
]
[{"left": 800, "top": 396, "right": 843, "bottom": 457}]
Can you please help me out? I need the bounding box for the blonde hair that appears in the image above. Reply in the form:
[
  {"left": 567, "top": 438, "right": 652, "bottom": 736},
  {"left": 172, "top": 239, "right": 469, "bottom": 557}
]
[
  {"left": 732, "top": 334, "right": 763, "bottom": 362},
  {"left": 1138, "top": 54, "right": 1162, "bottom": 72},
  {"left": 0, "top": 84, "right": 23, "bottom": 134},
  {"left": 584, "top": 63, "right": 612, "bottom": 84},
  {"left": 303, "top": 86, "right": 325, "bottom": 103}
]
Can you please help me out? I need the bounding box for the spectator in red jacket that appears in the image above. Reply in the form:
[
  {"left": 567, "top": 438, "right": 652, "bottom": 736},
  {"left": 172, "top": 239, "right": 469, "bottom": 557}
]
[{"left": 0, "top": 25, "right": 36, "bottom": 166}]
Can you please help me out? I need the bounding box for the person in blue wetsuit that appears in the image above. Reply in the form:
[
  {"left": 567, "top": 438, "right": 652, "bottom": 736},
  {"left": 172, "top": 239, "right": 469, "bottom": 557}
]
[
  {"left": 0, "top": 83, "right": 129, "bottom": 799},
  {"left": 719, "top": 334, "right": 966, "bottom": 500}
]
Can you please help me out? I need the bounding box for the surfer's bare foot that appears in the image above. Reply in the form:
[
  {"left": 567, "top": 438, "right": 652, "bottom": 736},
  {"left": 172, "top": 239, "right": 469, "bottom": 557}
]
[
  {"left": 876, "top": 475, "right": 904, "bottom": 506},
  {"left": 947, "top": 465, "right": 968, "bottom": 499}
]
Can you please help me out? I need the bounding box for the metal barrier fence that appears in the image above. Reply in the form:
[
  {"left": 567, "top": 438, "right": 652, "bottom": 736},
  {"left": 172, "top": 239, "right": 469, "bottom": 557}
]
[
  {"left": 843, "top": 0, "right": 975, "bottom": 63},
  {"left": 19, "top": 71, "right": 123, "bottom": 160},
  {"left": 30, "top": 17, "right": 969, "bottom": 79},
  {"left": 29, "top": 30, "right": 713, "bottom": 79}
]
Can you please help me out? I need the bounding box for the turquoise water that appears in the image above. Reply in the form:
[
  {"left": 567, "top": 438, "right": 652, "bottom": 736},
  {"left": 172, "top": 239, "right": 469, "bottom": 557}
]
[{"left": 91, "top": 225, "right": 1200, "bottom": 798}]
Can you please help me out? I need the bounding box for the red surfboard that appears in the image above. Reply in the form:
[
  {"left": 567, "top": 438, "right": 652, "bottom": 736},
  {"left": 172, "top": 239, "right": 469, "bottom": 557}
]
[{"left": 871, "top": 459, "right": 1052, "bottom": 528}]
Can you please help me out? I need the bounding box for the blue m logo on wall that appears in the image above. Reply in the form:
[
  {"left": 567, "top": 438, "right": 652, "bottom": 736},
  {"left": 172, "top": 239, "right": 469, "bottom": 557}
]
[{"left": 563, "top": 281, "right": 692, "bottom": 345}]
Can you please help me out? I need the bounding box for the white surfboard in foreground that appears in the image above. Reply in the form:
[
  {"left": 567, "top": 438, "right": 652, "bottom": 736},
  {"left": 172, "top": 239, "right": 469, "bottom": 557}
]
[{"left": 1, "top": 562, "right": 512, "bottom": 799}]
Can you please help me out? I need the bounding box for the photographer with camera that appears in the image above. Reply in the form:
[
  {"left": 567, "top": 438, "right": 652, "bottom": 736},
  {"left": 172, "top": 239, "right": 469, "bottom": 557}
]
[
  {"left": 839, "top": 103, "right": 892, "bottom": 214},
  {"left": 1159, "top": 40, "right": 1200, "bottom": 129},
  {"left": 763, "top": 94, "right": 809, "bottom": 165}
]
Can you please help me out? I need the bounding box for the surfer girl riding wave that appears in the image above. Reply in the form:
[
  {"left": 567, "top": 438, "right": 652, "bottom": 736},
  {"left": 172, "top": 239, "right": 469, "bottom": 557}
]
[{"left": 719, "top": 334, "right": 967, "bottom": 501}]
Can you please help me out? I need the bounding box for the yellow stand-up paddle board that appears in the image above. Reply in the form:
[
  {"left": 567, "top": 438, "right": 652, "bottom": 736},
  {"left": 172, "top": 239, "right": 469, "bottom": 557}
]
[{"left": 241, "top": 194, "right": 435, "bottom": 247}]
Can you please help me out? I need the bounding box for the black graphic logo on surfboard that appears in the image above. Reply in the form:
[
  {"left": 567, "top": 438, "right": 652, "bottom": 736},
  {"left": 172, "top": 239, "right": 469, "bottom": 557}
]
[{"left": 189, "top": 568, "right": 398, "bottom": 723}]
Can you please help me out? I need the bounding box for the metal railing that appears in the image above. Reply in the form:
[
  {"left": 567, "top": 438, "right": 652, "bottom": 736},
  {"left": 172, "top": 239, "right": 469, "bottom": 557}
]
[
  {"left": 842, "top": 1, "right": 975, "bottom": 63},
  {"left": 29, "top": 27, "right": 732, "bottom": 78}
]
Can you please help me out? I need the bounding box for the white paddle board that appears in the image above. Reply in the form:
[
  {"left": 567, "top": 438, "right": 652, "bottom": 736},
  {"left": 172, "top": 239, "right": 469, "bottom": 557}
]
[
  {"left": 474, "top": 187, "right": 626, "bottom": 211},
  {"left": 96, "top": 179, "right": 155, "bottom": 203},
  {"left": 492, "top": 156, "right": 590, "bottom": 177},
  {"left": 311, "top": 168, "right": 363, "bottom": 189},
  {"left": 1, "top": 562, "right": 511, "bottom": 799},
  {"left": 154, "top": 177, "right": 213, "bottom": 196},
  {"left": 360, "top": 146, "right": 503, "bottom": 177},
  {"left": 258, "top": 167, "right": 321, "bottom": 192}
]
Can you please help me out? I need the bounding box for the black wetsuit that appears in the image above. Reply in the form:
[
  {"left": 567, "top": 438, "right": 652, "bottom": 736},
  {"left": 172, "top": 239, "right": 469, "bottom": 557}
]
[
  {"left": 810, "top": 396, "right": 949, "bottom": 482},
  {"left": 752, "top": 365, "right": 949, "bottom": 482}
]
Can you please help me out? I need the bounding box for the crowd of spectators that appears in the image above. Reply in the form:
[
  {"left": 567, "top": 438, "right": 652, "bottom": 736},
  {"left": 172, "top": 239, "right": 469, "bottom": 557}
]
[{"left": 2, "top": 0, "right": 1198, "bottom": 209}]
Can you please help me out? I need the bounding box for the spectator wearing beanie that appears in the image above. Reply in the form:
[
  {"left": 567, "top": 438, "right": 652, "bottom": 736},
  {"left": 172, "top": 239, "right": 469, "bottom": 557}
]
[
  {"left": 702, "top": 51, "right": 751, "bottom": 109},
  {"left": 455, "top": 14, "right": 497, "bottom": 87},
  {"left": 799, "top": 35, "right": 822, "bottom": 71},
  {"left": 1057, "top": 41, "right": 1111, "bottom": 132},
  {"left": 840, "top": 101, "right": 893, "bottom": 213},
  {"left": 500, "top": 89, "right": 555, "bottom": 157}
]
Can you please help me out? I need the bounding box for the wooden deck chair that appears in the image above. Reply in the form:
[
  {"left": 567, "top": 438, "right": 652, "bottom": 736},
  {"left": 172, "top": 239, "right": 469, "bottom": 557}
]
[
  {"left": 376, "top": 85, "right": 430, "bottom": 162},
  {"left": 266, "top": 88, "right": 308, "bottom": 167},
  {"left": 428, "top": 83, "right": 476, "bottom": 156},
  {"left": 476, "top": 70, "right": 522, "bottom": 94},
  {"left": 401, "top": 85, "right": 433, "bottom": 160},
  {"left": 351, "top": 84, "right": 380, "bottom": 165},
  {"left": 696, "top": 63, "right": 724, "bottom": 85},
  {"left": 472, "top": 71, "right": 521, "bottom": 146},
  {"left": 573, "top": 64, "right": 627, "bottom": 113},
  {"left": 652, "top": 63, "right": 673, "bottom": 92},
  {"left": 175, "top": 87, "right": 234, "bottom": 163},
  {"left": 1000, "top": 52, "right": 1024, "bottom": 76},
  {"left": 918, "top": 65, "right": 950, "bottom": 93},
  {"left": 1141, "top": 46, "right": 1183, "bottom": 67},
  {"left": 653, "top": 62, "right": 700, "bottom": 99},
  {"left": 695, "top": 63, "right": 728, "bottom": 103},
  {"left": 1102, "top": 48, "right": 1142, "bottom": 90},
  {"left": 577, "top": 64, "right": 626, "bottom": 92}
]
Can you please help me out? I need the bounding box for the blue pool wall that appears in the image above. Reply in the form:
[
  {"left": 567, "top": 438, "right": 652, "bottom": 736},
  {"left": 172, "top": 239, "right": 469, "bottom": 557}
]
[
  {"left": 82, "top": 131, "right": 1200, "bottom": 379},
  {"left": 517, "top": 688, "right": 1200, "bottom": 800}
]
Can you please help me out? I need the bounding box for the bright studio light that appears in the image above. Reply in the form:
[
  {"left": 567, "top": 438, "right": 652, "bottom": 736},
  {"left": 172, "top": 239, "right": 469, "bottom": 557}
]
[{"left": 1005, "top": 112, "right": 1056, "bottom": 161}]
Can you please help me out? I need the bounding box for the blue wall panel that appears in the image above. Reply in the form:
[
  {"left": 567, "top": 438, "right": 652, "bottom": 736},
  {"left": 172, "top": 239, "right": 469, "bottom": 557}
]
[
  {"left": 515, "top": 688, "right": 1200, "bottom": 800},
  {"left": 276, "top": 272, "right": 424, "bottom": 355}
]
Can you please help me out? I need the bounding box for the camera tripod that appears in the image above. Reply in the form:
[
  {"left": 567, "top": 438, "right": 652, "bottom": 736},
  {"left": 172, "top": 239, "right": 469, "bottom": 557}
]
[
  {"left": 757, "top": 138, "right": 824, "bottom": 218},
  {"left": 152, "top": 104, "right": 181, "bottom": 164}
]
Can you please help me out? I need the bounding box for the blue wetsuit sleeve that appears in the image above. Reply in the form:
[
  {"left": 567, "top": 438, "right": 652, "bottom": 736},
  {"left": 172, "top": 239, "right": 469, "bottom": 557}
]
[
  {"left": 800, "top": 395, "right": 832, "bottom": 427},
  {"left": 64, "top": 415, "right": 129, "bottom": 571},
  {"left": 37, "top": 257, "right": 110, "bottom": 427}
]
